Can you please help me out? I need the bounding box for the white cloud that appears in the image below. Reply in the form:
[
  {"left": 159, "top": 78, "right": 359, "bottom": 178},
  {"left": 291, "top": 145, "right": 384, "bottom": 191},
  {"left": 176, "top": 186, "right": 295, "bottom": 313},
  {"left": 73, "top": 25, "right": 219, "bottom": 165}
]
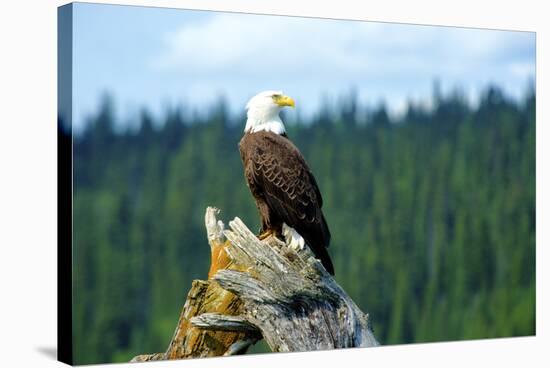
[
  {"left": 153, "top": 14, "right": 369, "bottom": 78},
  {"left": 509, "top": 61, "right": 536, "bottom": 78},
  {"left": 149, "top": 13, "right": 534, "bottom": 116}
]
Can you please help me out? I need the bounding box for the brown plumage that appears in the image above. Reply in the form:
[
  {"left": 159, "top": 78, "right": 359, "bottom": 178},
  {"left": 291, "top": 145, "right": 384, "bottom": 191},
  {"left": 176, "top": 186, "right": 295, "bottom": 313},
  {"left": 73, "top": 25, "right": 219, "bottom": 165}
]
[{"left": 239, "top": 130, "right": 334, "bottom": 275}]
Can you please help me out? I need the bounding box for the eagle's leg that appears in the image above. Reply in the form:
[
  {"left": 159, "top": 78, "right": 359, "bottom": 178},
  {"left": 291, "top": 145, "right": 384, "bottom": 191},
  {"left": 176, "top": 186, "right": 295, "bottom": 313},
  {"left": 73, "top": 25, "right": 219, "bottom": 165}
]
[
  {"left": 258, "top": 221, "right": 281, "bottom": 240},
  {"left": 258, "top": 229, "right": 274, "bottom": 240},
  {"left": 255, "top": 199, "right": 282, "bottom": 241},
  {"left": 258, "top": 223, "right": 284, "bottom": 241},
  {"left": 256, "top": 199, "right": 272, "bottom": 240}
]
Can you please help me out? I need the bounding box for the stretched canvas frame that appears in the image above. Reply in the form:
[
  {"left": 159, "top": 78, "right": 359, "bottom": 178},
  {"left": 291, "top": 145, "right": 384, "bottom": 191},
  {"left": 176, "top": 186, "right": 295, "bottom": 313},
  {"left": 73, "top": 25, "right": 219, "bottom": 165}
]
[{"left": 58, "top": 2, "right": 536, "bottom": 365}]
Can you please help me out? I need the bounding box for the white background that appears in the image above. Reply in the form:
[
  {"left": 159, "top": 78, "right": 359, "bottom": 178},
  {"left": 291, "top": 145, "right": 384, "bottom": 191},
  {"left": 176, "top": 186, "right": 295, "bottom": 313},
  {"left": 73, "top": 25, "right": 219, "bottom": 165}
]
[{"left": 0, "top": 0, "right": 547, "bottom": 367}]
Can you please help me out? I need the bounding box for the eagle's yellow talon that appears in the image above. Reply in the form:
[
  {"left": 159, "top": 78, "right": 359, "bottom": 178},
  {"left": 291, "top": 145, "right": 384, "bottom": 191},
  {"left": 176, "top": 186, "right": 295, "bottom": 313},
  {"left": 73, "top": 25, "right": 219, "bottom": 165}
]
[{"left": 258, "top": 230, "right": 273, "bottom": 240}]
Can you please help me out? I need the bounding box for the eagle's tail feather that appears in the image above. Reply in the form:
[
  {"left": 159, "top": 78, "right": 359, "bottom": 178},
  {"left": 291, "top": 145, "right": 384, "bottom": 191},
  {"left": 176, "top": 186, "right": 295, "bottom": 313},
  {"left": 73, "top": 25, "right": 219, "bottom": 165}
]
[
  {"left": 314, "top": 242, "right": 335, "bottom": 275},
  {"left": 302, "top": 215, "right": 334, "bottom": 275}
]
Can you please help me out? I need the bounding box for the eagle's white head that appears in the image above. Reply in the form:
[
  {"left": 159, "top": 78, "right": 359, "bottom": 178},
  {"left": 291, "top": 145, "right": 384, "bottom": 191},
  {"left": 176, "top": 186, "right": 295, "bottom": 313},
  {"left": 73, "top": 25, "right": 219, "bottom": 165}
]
[{"left": 244, "top": 90, "right": 295, "bottom": 135}]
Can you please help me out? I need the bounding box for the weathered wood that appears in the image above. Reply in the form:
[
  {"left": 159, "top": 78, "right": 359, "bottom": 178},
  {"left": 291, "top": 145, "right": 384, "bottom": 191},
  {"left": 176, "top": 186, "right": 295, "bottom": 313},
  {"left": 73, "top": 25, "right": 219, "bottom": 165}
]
[
  {"left": 201, "top": 215, "right": 379, "bottom": 352},
  {"left": 130, "top": 208, "right": 259, "bottom": 362},
  {"left": 131, "top": 206, "right": 378, "bottom": 362},
  {"left": 191, "top": 313, "right": 262, "bottom": 333},
  {"left": 130, "top": 353, "right": 165, "bottom": 363}
]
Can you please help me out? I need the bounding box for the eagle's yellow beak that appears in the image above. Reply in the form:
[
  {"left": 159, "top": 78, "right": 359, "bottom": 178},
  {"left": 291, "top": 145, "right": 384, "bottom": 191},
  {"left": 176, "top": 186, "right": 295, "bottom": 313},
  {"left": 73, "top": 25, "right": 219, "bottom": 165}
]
[{"left": 273, "top": 94, "right": 295, "bottom": 108}]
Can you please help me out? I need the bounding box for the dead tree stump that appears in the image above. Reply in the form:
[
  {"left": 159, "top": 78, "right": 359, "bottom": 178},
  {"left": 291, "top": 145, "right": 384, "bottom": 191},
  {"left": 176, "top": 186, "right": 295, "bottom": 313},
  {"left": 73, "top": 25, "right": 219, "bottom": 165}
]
[{"left": 131, "top": 207, "right": 378, "bottom": 362}]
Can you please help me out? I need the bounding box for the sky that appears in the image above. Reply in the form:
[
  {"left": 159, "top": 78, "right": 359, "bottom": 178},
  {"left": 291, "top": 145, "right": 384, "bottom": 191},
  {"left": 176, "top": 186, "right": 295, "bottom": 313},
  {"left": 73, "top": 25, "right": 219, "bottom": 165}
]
[{"left": 71, "top": 2, "right": 535, "bottom": 132}]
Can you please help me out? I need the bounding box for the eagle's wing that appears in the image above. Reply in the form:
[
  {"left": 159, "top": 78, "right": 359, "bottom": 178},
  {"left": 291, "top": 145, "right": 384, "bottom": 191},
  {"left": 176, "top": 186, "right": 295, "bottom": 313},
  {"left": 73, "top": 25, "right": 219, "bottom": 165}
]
[{"left": 247, "top": 133, "right": 333, "bottom": 274}]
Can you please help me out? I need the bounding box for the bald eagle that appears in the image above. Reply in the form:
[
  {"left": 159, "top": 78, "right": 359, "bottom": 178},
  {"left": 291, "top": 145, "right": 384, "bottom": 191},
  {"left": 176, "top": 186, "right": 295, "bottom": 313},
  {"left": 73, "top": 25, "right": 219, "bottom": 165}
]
[{"left": 239, "top": 90, "right": 334, "bottom": 275}]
